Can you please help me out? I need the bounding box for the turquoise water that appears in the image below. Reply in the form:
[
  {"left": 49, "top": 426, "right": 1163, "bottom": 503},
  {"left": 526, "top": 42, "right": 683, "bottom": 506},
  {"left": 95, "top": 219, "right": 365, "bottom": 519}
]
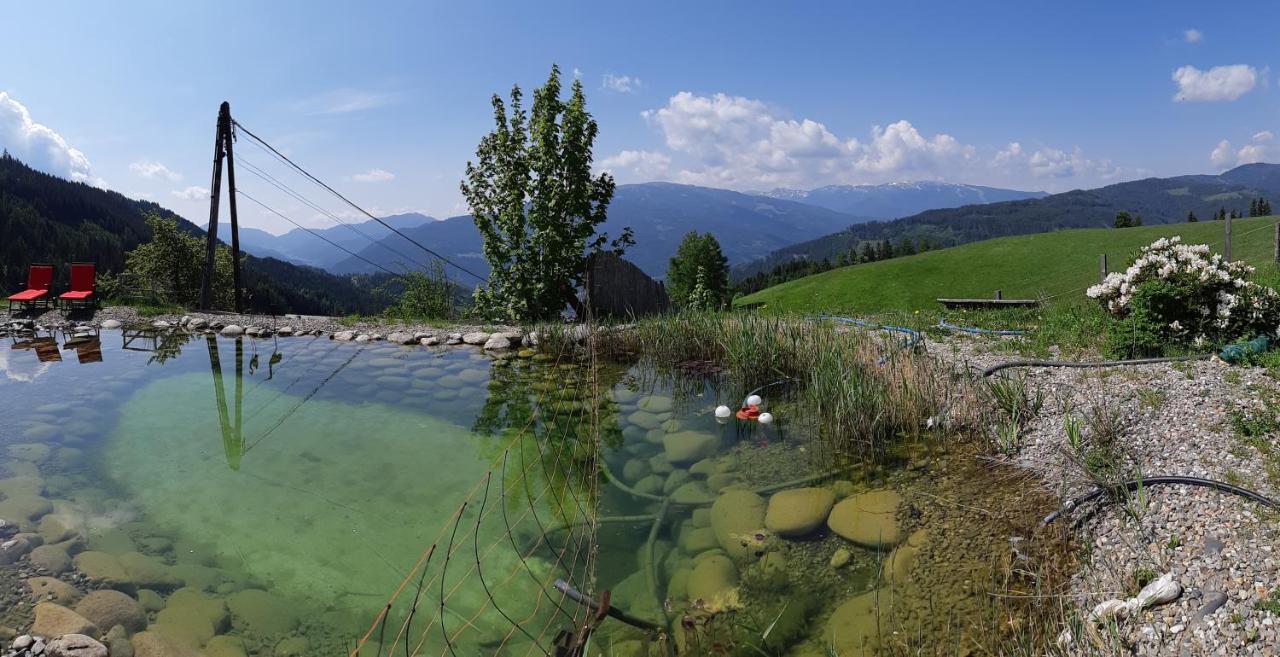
[{"left": 0, "top": 328, "right": 1063, "bottom": 657}]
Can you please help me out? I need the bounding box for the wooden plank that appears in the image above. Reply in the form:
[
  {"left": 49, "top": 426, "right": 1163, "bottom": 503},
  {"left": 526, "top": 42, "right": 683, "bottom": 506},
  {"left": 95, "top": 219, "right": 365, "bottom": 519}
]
[{"left": 936, "top": 298, "right": 1040, "bottom": 309}]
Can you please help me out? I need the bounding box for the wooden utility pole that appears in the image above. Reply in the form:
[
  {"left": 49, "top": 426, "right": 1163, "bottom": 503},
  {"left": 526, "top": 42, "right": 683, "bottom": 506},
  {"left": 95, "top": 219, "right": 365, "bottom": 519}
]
[
  {"left": 199, "top": 102, "right": 243, "bottom": 312},
  {"left": 1099, "top": 254, "right": 1108, "bottom": 282}
]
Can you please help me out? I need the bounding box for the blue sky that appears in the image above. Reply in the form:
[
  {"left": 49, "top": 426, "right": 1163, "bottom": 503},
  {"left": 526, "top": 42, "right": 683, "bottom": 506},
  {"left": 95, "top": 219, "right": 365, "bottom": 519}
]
[{"left": 2, "top": 0, "right": 1278, "bottom": 233}]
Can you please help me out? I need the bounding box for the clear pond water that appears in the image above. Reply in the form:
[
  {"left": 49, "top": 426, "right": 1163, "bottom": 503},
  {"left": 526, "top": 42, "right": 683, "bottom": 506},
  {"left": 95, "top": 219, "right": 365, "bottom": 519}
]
[{"left": 0, "top": 328, "right": 1064, "bottom": 657}]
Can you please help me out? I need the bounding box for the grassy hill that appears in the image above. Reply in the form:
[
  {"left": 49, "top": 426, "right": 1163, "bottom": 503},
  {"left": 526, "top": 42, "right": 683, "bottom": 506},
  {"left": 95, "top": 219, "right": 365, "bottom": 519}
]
[{"left": 736, "top": 216, "right": 1280, "bottom": 314}]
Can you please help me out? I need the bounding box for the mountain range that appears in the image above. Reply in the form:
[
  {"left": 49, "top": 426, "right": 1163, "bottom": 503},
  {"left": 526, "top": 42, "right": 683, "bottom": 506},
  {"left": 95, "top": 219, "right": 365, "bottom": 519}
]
[
  {"left": 758, "top": 181, "right": 1046, "bottom": 219},
  {"left": 733, "top": 163, "right": 1280, "bottom": 278}
]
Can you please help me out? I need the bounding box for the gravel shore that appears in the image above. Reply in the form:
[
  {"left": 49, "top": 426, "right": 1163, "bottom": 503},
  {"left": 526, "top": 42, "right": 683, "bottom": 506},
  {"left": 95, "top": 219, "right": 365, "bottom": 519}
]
[{"left": 940, "top": 331, "right": 1280, "bottom": 656}]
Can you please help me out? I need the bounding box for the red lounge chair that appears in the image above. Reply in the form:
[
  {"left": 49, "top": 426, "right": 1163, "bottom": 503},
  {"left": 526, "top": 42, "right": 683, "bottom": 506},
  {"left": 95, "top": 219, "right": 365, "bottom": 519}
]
[
  {"left": 7, "top": 264, "right": 54, "bottom": 312},
  {"left": 59, "top": 263, "right": 96, "bottom": 309}
]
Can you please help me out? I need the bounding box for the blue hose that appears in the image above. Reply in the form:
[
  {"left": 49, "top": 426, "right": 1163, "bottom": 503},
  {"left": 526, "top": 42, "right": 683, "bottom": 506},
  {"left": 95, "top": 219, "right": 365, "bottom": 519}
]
[
  {"left": 813, "top": 314, "right": 923, "bottom": 364},
  {"left": 936, "top": 320, "right": 1026, "bottom": 336}
]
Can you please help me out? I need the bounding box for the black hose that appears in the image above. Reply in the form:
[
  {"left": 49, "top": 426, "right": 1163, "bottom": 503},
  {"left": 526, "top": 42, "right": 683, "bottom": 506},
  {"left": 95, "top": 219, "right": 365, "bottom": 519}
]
[
  {"left": 982, "top": 354, "right": 1211, "bottom": 378},
  {"left": 552, "top": 579, "right": 664, "bottom": 632},
  {"left": 1043, "top": 475, "right": 1280, "bottom": 525}
]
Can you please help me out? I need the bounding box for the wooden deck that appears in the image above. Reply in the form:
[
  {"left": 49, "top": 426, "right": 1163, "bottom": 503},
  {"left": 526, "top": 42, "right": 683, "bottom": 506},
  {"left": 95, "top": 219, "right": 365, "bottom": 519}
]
[{"left": 937, "top": 298, "right": 1040, "bottom": 310}]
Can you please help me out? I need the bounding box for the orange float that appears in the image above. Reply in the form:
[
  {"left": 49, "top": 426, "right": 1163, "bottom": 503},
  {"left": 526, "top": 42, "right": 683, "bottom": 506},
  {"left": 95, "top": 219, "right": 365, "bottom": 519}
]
[{"left": 735, "top": 404, "right": 761, "bottom": 421}]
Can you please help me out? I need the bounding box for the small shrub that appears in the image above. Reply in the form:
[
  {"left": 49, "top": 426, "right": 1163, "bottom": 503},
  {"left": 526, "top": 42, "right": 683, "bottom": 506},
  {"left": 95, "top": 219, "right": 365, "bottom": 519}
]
[{"left": 1089, "top": 236, "right": 1280, "bottom": 357}]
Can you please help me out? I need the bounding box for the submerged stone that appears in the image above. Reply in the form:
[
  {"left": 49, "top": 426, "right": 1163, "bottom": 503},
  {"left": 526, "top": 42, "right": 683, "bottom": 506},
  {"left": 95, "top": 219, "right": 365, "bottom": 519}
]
[
  {"left": 686, "top": 554, "right": 738, "bottom": 609},
  {"left": 881, "top": 528, "right": 928, "bottom": 586},
  {"left": 826, "top": 590, "right": 889, "bottom": 656},
  {"left": 662, "top": 431, "right": 718, "bottom": 466},
  {"left": 227, "top": 589, "right": 298, "bottom": 635},
  {"left": 26, "top": 576, "right": 83, "bottom": 605},
  {"left": 827, "top": 489, "right": 902, "bottom": 548},
  {"left": 764, "top": 487, "right": 836, "bottom": 537},
  {"left": 30, "top": 544, "right": 71, "bottom": 573},
  {"left": 710, "top": 490, "right": 767, "bottom": 562},
  {"left": 75, "top": 590, "right": 147, "bottom": 633},
  {"left": 33, "top": 602, "right": 100, "bottom": 638}
]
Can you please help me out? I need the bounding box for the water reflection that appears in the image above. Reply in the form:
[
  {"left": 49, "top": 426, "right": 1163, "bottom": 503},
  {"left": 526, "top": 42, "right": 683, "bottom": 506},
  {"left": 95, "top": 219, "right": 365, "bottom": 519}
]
[{"left": 205, "top": 335, "right": 245, "bottom": 470}]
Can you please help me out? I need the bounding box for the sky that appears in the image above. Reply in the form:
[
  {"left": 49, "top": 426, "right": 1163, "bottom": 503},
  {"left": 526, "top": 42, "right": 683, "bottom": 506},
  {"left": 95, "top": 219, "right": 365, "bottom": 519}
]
[{"left": 2, "top": 0, "right": 1279, "bottom": 234}]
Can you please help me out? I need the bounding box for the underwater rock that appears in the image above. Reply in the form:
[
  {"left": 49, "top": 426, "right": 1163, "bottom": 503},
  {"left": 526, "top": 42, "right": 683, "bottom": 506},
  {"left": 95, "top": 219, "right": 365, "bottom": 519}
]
[
  {"left": 764, "top": 487, "right": 836, "bottom": 537},
  {"left": 130, "top": 631, "right": 202, "bottom": 657},
  {"left": 688, "top": 459, "right": 716, "bottom": 476},
  {"left": 88, "top": 528, "right": 136, "bottom": 555},
  {"left": 643, "top": 428, "right": 666, "bottom": 445},
  {"left": 678, "top": 526, "right": 719, "bottom": 554},
  {"left": 663, "top": 470, "right": 692, "bottom": 494},
  {"left": 621, "top": 458, "right": 650, "bottom": 482},
  {"left": 826, "top": 590, "right": 889, "bottom": 656},
  {"left": 829, "top": 480, "right": 856, "bottom": 499},
  {"left": 32, "top": 602, "right": 100, "bottom": 638},
  {"left": 705, "top": 472, "right": 741, "bottom": 493},
  {"left": 461, "top": 332, "right": 490, "bottom": 345},
  {"left": 710, "top": 490, "right": 767, "bottom": 562},
  {"left": 751, "top": 550, "right": 788, "bottom": 588},
  {"left": 690, "top": 508, "right": 711, "bottom": 528},
  {"left": 202, "top": 635, "right": 248, "bottom": 657},
  {"left": 686, "top": 554, "right": 738, "bottom": 607},
  {"left": 136, "top": 589, "right": 165, "bottom": 613},
  {"left": 7, "top": 443, "right": 52, "bottom": 463},
  {"left": 0, "top": 495, "right": 53, "bottom": 525},
  {"left": 671, "top": 481, "right": 715, "bottom": 505},
  {"left": 611, "top": 388, "right": 639, "bottom": 404},
  {"left": 636, "top": 395, "right": 674, "bottom": 414},
  {"left": 153, "top": 588, "right": 228, "bottom": 648},
  {"left": 73, "top": 552, "right": 132, "bottom": 592},
  {"left": 46, "top": 633, "right": 108, "bottom": 657},
  {"left": 1, "top": 536, "right": 34, "bottom": 565},
  {"left": 75, "top": 590, "right": 147, "bottom": 633},
  {"left": 38, "top": 516, "right": 75, "bottom": 544},
  {"left": 273, "top": 636, "right": 308, "bottom": 657},
  {"left": 118, "top": 552, "right": 182, "bottom": 591},
  {"left": 627, "top": 410, "right": 663, "bottom": 430},
  {"left": 830, "top": 548, "right": 852, "bottom": 569},
  {"left": 219, "top": 325, "right": 243, "bottom": 337},
  {"left": 647, "top": 454, "right": 674, "bottom": 475},
  {"left": 881, "top": 528, "right": 928, "bottom": 586},
  {"left": 226, "top": 589, "right": 298, "bottom": 635},
  {"left": 662, "top": 432, "right": 718, "bottom": 466},
  {"left": 26, "top": 576, "right": 82, "bottom": 605},
  {"left": 666, "top": 567, "right": 691, "bottom": 602},
  {"left": 633, "top": 474, "right": 664, "bottom": 496},
  {"left": 21, "top": 424, "right": 60, "bottom": 441},
  {"left": 29, "top": 544, "right": 71, "bottom": 573},
  {"left": 104, "top": 625, "right": 133, "bottom": 657},
  {"left": 167, "top": 564, "right": 222, "bottom": 592},
  {"left": 827, "top": 489, "right": 902, "bottom": 549}
]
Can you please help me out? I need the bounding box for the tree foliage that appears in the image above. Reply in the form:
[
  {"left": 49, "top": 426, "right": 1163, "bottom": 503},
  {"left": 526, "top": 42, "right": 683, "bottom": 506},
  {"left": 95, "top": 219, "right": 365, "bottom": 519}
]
[
  {"left": 378, "top": 260, "right": 456, "bottom": 320},
  {"left": 125, "top": 214, "right": 236, "bottom": 308},
  {"left": 461, "top": 65, "right": 631, "bottom": 322},
  {"left": 667, "top": 231, "right": 729, "bottom": 309}
]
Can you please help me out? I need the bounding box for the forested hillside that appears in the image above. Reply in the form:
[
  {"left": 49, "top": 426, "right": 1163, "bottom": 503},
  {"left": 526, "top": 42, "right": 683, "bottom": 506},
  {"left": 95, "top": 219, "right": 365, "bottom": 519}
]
[{"left": 0, "top": 152, "right": 389, "bottom": 315}]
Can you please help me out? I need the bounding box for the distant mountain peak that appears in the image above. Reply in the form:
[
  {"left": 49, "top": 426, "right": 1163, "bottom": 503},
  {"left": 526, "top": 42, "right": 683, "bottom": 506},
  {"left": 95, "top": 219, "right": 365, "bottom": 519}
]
[{"left": 756, "top": 181, "right": 1046, "bottom": 219}]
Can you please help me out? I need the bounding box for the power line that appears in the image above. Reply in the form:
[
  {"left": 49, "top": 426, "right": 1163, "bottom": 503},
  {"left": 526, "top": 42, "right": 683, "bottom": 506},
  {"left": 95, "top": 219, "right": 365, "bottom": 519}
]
[
  {"left": 231, "top": 120, "right": 488, "bottom": 283},
  {"left": 236, "top": 186, "right": 404, "bottom": 276},
  {"left": 236, "top": 155, "right": 438, "bottom": 273}
]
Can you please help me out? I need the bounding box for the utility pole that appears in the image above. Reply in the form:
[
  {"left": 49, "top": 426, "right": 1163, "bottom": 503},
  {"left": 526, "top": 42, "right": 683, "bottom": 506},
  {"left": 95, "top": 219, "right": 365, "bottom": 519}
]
[
  {"left": 1274, "top": 222, "right": 1279, "bottom": 263},
  {"left": 199, "top": 102, "right": 243, "bottom": 312},
  {"left": 1099, "top": 254, "right": 1107, "bottom": 282}
]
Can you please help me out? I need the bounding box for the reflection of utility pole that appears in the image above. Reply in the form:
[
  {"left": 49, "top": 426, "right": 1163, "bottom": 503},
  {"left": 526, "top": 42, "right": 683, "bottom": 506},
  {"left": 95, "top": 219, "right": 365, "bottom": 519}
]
[{"left": 206, "top": 335, "right": 244, "bottom": 470}]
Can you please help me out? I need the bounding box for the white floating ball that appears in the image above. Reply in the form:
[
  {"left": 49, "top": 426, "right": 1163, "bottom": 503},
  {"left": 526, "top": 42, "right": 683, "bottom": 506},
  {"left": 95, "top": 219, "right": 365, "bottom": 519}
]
[
  {"left": 758, "top": 412, "right": 774, "bottom": 425},
  {"left": 746, "top": 394, "right": 763, "bottom": 407},
  {"left": 714, "top": 405, "right": 732, "bottom": 419}
]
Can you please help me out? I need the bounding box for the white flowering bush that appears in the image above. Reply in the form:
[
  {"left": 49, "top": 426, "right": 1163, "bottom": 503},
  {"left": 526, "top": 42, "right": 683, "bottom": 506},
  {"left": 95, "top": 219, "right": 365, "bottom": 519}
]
[{"left": 1087, "top": 236, "right": 1280, "bottom": 356}]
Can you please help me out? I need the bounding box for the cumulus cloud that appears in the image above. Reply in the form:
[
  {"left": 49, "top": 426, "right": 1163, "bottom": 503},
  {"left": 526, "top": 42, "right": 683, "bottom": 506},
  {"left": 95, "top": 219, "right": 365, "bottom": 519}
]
[
  {"left": 0, "top": 91, "right": 101, "bottom": 185},
  {"left": 129, "top": 160, "right": 181, "bottom": 182},
  {"left": 1172, "top": 65, "right": 1258, "bottom": 102},
  {"left": 171, "top": 186, "right": 209, "bottom": 201},
  {"left": 602, "top": 73, "right": 642, "bottom": 94},
  {"left": 599, "top": 150, "right": 672, "bottom": 178},
  {"left": 350, "top": 168, "right": 395, "bottom": 183},
  {"left": 293, "top": 88, "right": 398, "bottom": 115},
  {"left": 1184, "top": 28, "right": 1203, "bottom": 44},
  {"left": 1212, "top": 131, "right": 1275, "bottom": 168}
]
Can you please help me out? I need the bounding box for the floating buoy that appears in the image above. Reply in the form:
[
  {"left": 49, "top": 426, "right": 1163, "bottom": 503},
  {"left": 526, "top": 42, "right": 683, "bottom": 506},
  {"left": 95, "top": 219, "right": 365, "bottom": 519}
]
[
  {"left": 735, "top": 405, "right": 761, "bottom": 421},
  {"left": 714, "top": 405, "right": 732, "bottom": 419},
  {"left": 758, "top": 412, "right": 774, "bottom": 425},
  {"left": 746, "top": 394, "right": 763, "bottom": 407}
]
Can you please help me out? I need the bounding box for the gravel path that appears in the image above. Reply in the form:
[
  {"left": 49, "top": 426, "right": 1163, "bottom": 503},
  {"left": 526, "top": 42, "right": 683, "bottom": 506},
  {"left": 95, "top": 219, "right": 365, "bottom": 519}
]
[{"left": 936, "top": 332, "right": 1280, "bottom": 655}]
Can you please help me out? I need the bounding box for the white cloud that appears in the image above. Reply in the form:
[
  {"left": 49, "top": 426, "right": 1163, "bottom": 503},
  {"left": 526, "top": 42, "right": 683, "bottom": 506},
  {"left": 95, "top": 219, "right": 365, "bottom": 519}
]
[
  {"left": 572, "top": 68, "right": 583, "bottom": 79},
  {"left": 0, "top": 91, "right": 102, "bottom": 186},
  {"left": 599, "top": 150, "right": 672, "bottom": 178},
  {"left": 602, "top": 73, "right": 642, "bottom": 94},
  {"left": 1172, "top": 64, "right": 1258, "bottom": 102},
  {"left": 171, "top": 186, "right": 209, "bottom": 201},
  {"left": 1213, "top": 131, "right": 1275, "bottom": 168},
  {"left": 294, "top": 88, "right": 397, "bottom": 115},
  {"left": 1184, "top": 28, "right": 1203, "bottom": 44},
  {"left": 129, "top": 160, "right": 181, "bottom": 182},
  {"left": 350, "top": 168, "right": 395, "bottom": 183}
]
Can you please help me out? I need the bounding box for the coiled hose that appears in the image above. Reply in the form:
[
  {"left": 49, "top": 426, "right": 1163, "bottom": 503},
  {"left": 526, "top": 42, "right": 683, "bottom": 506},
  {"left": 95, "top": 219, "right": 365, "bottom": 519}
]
[
  {"left": 982, "top": 354, "right": 1211, "bottom": 378},
  {"left": 1043, "top": 475, "right": 1280, "bottom": 525}
]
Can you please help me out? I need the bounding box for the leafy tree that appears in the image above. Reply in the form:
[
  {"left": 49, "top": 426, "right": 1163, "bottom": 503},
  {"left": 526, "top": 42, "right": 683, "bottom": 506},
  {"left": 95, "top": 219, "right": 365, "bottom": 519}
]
[
  {"left": 125, "top": 214, "right": 235, "bottom": 308},
  {"left": 460, "top": 64, "right": 631, "bottom": 322},
  {"left": 1262, "top": 198, "right": 1273, "bottom": 215},
  {"left": 379, "top": 260, "right": 456, "bottom": 320},
  {"left": 859, "top": 242, "right": 876, "bottom": 263},
  {"left": 1114, "top": 211, "right": 1132, "bottom": 228},
  {"left": 1251, "top": 198, "right": 1260, "bottom": 217},
  {"left": 1133, "top": 213, "right": 1143, "bottom": 226},
  {"left": 668, "top": 231, "right": 729, "bottom": 308},
  {"left": 1187, "top": 210, "right": 1198, "bottom": 223}
]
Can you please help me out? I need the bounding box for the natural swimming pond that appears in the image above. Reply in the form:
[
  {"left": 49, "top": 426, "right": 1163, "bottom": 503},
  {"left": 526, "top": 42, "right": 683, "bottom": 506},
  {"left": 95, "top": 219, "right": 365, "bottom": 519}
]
[{"left": 0, "top": 327, "right": 1068, "bottom": 656}]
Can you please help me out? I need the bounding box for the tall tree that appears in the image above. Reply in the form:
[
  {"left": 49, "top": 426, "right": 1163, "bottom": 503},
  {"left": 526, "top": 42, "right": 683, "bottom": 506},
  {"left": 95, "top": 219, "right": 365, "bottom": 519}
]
[
  {"left": 461, "top": 65, "right": 631, "bottom": 322},
  {"left": 1114, "top": 211, "right": 1132, "bottom": 228},
  {"left": 667, "top": 231, "right": 729, "bottom": 309},
  {"left": 1187, "top": 210, "right": 1198, "bottom": 223}
]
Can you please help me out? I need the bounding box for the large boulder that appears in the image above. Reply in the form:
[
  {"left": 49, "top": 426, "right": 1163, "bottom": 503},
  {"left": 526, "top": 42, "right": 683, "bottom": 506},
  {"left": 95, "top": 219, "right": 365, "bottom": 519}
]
[
  {"left": 826, "top": 591, "right": 889, "bottom": 656},
  {"left": 30, "top": 544, "right": 72, "bottom": 573},
  {"left": 73, "top": 551, "right": 132, "bottom": 591},
  {"left": 332, "top": 331, "right": 355, "bottom": 342},
  {"left": 152, "top": 588, "right": 228, "bottom": 648},
  {"left": 461, "top": 332, "right": 490, "bottom": 345},
  {"left": 131, "top": 632, "right": 202, "bottom": 657},
  {"left": 386, "top": 332, "right": 415, "bottom": 345},
  {"left": 483, "top": 335, "right": 511, "bottom": 350},
  {"left": 710, "top": 490, "right": 767, "bottom": 562},
  {"left": 203, "top": 636, "right": 249, "bottom": 657},
  {"left": 32, "top": 602, "right": 100, "bottom": 638},
  {"left": 118, "top": 552, "right": 182, "bottom": 591},
  {"left": 219, "top": 325, "right": 243, "bottom": 337},
  {"left": 827, "top": 489, "right": 902, "bottom": 548},
  {"left": 662, "top": 432, "right": 719, "bottom": 466},
  {"left": 26, "top": 577, "right": 83, "bottom": 605},
  {"left": 226, "top": 589, "right": 298, "bottom": 635},
  {"left": 75, "top": 589, "right": 148, "bottom": 633},
  {"left": 686, "top": 554, "right": 739, "bottom": 608},
  {"left": 881, "top": 528, "right": 928, "bottom": 586},
  {"left": 47, "top": 634, "right": 108, "bottom": 657},
  {"left": 764, "top": 488, "right": 836, "bottom": 537}
]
